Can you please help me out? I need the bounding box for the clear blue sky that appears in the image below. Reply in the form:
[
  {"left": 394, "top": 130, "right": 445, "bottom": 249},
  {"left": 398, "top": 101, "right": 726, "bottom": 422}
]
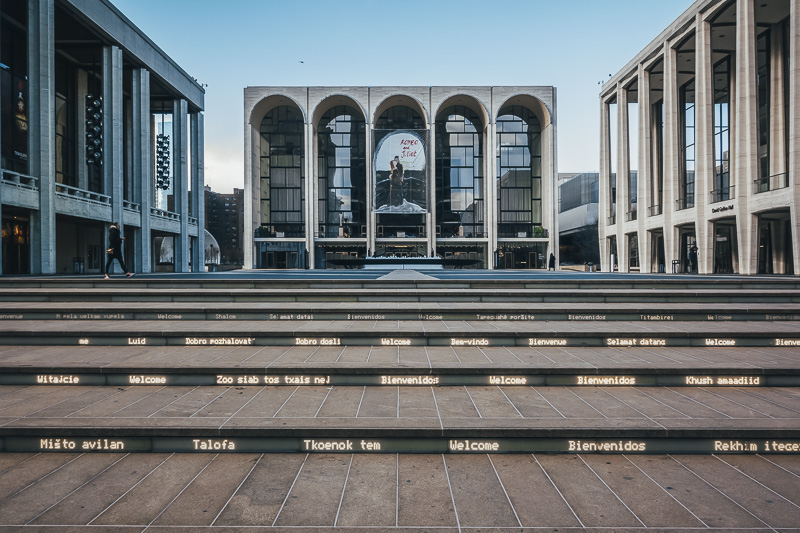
[{"left": 112, "top": 0, "right": 694, "bottom": 193}]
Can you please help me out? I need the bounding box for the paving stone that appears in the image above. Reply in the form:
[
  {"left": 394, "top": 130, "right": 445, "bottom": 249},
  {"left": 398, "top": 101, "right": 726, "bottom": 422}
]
[
  {"left": 397, "top": 454, "right": 457, "bottom": 527},
  {"left": 536, "top": 454, "right": 644, "bottom": 527},
  {"left": 30, "top": 453, "right": 171, "bottom": 525},
  {"left": 443, "top": 454, "right": 521, "bottom": 528},
  {"left": 627, "top": 454, "right": 767, "bottom": 528},
  {"left": 272, "top": 454, "right": 350, "bottom": 527},
  {"left": 0, "top": 452, "right": 124, "bottom": 524},
  {"left": 671, "top": 454, "right": 800, "bottom": 528},
  {"left": 0, "top": 453, "right": 80, "bottom": 501},
  {"left": 151, "top": 453, "right": 261, "bottom": 526},
  {"left": 581, "top": 455, "right": 705, "bottom": 527},
  {"left": 490, "top": 454, "right": 582, "bottom": 527},
  {"left": 213, "top": 454, "right": 306, "bottom": 526},
  {"left": 90, "top": 454, "right": 215, "bottom": 526},
  {"left": 335, "top": 454, "right": 396, "bottom": 527}
]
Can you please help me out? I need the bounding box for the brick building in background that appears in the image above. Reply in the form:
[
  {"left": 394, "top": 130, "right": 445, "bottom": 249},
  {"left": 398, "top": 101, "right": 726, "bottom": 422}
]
[{"left": 204, "top": 186, "right": 243, "bottom": 267}]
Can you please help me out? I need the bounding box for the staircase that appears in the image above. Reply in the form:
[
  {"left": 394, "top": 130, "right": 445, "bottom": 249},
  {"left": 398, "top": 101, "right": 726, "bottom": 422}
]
[{"left": 0, "top": 273, "right": 799, "bottom": 530}]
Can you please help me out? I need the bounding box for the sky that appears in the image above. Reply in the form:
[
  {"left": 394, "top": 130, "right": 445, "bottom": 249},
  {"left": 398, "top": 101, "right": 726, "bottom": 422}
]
[{"left": 112, "top": 0, "right": 695, "bottom": 194}]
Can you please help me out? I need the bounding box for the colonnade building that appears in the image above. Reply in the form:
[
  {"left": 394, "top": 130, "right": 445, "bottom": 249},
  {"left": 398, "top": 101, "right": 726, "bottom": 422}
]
[
  {"left": 1, "top": 0, "right": 204, "bottom": 275},
  {"left": 244, "top": 86, "right": 558, "bottom": 269},
  {"left": 600, "top": 0, "right": 797, "bottom": 275}
]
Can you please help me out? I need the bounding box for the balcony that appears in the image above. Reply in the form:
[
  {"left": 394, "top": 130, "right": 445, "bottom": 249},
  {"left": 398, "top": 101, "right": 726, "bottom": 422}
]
[
  {"left": 55, "top": 183, "right": 111, "bottom": 206},
  {"left": 675, "top": 195, "right": 695, "bottom": 211},
  {"left": 709, "top": 185, "right": 735, "bottom": 204},
  {"left": 754, "top": 172, "right": 789, "bottom": 194},
  {"left": 1, "top": 170, "right": 39, "bottom": 209},
  {"left": 1, "top": 169, "right": 38, "bottom": 191}
]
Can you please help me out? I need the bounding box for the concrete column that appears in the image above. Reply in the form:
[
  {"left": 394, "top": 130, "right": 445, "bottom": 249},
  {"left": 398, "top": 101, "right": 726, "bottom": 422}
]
[
  {"left": 695, "top": 14, "right": 714, "bottom": 274},
  {"left": 28, "top": 0, "right": 55, "bottom": 274},
  {"left": 637, "top": 64, "right": 652, "bottom": 273},
  {"left": 770, "top": 22, "right": 787, "bottom": 175},
  {"left": 662, "top": 40, "right": 679, "bottom": 270},
  {"left": 132, "top": 69, "right": 151, "bottom": 273},
  {"left": 102, "top": 46, "right": 123, "bottom": 230},
  {"left": 616, "top": 84, "right": 630, "bottom": 272},
  {"left": 427, "top": 121, "right": 435, "bottom": 256},
  {"left": 790, "top": 0, "right": 800, "bottom": 273},
  {"left": 487, "top": 121, "right": 497, "bottom": 268},
  {"left": 77, "top": 70, "right": 88, "bottom": 190},
  {"left": 734, "top": 0, "right": 759, "bottom": 274},
  {"left": 598, "top": 98, "right": 610, "bottom": 272},
  {"left": 190, "top": 112, "right": 205, "bottom": 272},
  {"left": 173, "top": 98, "right": 189, "bottom": 272},
  {"left": 546, "top": 89, "right": 559, "bottom": 267},
  {"left": 243, "top": 112, "right": 255, "bottom": 269},
  {"left": 366, "top": 118, "right": 375, "bottom": 257},
  {"left": 304, "top": 120, "right": 313, "bottom": 268}
]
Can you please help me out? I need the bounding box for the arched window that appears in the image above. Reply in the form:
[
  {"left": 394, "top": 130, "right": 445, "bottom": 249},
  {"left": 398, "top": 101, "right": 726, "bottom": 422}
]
[
  {"left": 259, "top": 106, "right": 304, "bottom": 237},
  {"left": 496, "top": 105, "right": 542, "bottom": 238},
  {"left": 317, "top": 106, "right": 366, "bottom": 238},
  {"left": 435, "top": 105, "right": 483, "bottom": 238}
]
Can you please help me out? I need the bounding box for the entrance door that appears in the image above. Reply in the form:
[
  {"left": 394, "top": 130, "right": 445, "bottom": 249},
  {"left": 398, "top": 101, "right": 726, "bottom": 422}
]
[
  {"left": 758, "top": 222, "right": 773, "bottom": 274},
  {"left": 714, "top": 225, "right": 734, "bottom": 274},
  {"left": 2, "top": 217, "right": 30, "bottom": 274}
]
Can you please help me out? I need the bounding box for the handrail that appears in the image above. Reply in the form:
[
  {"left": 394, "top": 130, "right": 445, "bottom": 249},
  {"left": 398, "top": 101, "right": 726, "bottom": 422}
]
[
  {"left": 55, "top": 183, "right": 111, "bottom": 205},
  {"left": 1, "top": 169, "right": 39, "bottom": 190}
]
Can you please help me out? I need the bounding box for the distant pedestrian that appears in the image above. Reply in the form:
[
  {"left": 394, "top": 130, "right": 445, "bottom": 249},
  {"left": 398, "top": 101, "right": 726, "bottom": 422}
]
[
  {"left": 105, "top": 222, "right": 134, "bottom": 279},
  {"left": 688, "top": 245, "right": 698, "bottom": 273},
  {"left": 548, "top": 253, "right": 556, "bottom": 271}
]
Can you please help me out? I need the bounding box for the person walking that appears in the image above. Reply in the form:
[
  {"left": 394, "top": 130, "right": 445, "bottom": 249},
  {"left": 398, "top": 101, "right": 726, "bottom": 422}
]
[
  {"left": 688, "top": 245, "right": 698, "bottom": 274},
  {"left": 105, "top": 222, "right": 134, "bottom": 279},
  {"left": 548, "top": 253, "right": 556, "bottom": 271}
]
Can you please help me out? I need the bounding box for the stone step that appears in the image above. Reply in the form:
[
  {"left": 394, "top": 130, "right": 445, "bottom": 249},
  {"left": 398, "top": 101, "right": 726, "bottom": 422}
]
[
  {"left": 2, "top": 345, "right": 798, "bottom": 387},
  {"left": 3, "top": 283, "right": 800, "bottom": 303},
  {"left": 2, "top": 300, "right": 800, "bottom": 321},
  {"left": 1, "top": 452, "right": 799, "bottom": 529},
  {"left": 1, "top": 384, "right": 798, "bottom": 455},
  {"left": 1, "top": 318, "right": 800, "bottom": 347}
]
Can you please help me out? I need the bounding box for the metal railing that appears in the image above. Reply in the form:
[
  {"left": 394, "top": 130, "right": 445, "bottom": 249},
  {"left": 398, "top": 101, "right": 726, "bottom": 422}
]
[
  {"left": 675, "top": 195, "right": 695, "bottom": 211},
  {"left": 1, "top": 169, "right": 38, "bottom": 191},
  {"left": 709, "top": 185, "right": 734, "bottom": 204},
  {"left": 625, "top": 210, "right": 637, "bottom": 222},
  {"left": 55, "top": 183, "right": 111, "bottom": 205},
  {"left": 607, "top": 215, "right": 616, "bottom": 226},
  {"left": 648, "top": 204, "right": 662, "bottom": 216},
  {"left": 150, "top": 207, "right": 180, "bottom": 221},
  {"left": 754, "top": 172, "right": 789, "bottom": 194}
]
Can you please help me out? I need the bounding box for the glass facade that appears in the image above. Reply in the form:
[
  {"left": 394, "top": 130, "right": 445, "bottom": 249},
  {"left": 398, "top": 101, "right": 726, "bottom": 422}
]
[
  {"left": 259, "top": 106, "right": 305, "bottom": 237},
  {"left": 757, "top": 31, "right": 770, "bottom": 184},
  {"left": 713, "top": 58, "right": 730, "bottom": 202},
  {"left": 317, "top": 106, "right": 366, "bottom": 238},
  {"left": 496, "top": 106, "right": 542, "bottom": 238},
  {"left": 680, "top": 80, "right": 695, "bottom": 210},
  {"left": 435, "top": 105, "right": 484, "bottom": 238},
  {"left": 607, "top": 100, "right": 617, "bottom": 222},
  {"left": 1, "top": 2, "right": 28, "bottom": 174},
  {"left": 374, "top": 105, "right": 426, "bottom": 238},
  {"left": 55, "top": 55, "right": 77, "bottom": 188}
]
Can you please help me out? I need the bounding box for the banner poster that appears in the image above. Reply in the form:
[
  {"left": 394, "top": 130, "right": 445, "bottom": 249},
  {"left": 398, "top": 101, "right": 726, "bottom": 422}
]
[{"left": 373, "top": 130, "right": 427, "bottom": 213}]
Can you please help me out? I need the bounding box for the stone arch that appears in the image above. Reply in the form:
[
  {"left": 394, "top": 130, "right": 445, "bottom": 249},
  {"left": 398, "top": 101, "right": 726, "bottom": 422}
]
[
  {"left": 435, "top": 94, "right": 490, "bottom": 128},
  {"left": 249, "top": 94, "right": 307, "bottom": 127},
  {"left": 495, "top": 94, "right": 552, "bottom": 128},
  {"left": 372, "top": 94, "right": 429, "bottom": 127}
]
